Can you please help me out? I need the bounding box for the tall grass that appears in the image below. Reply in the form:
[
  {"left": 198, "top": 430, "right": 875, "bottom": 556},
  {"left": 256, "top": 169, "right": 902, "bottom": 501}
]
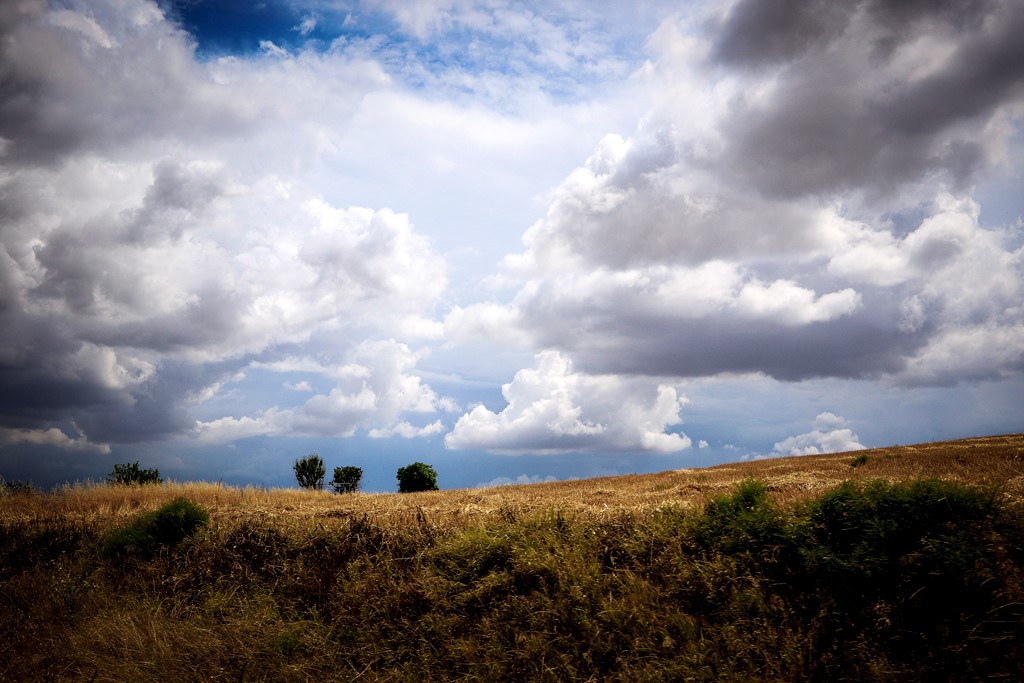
[{"left": 2, "top": 433, "right": 1023, "bottom": 681}]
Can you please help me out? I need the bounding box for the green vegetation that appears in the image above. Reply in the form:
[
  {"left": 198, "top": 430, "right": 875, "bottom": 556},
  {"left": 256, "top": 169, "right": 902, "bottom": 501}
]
[
  {"left": 108, "top": 461, "right": 162, "bottom": 485},
  {"left": 850, "top": 453, "right": 870, "bottom": 468},
  {"left": 397, "top": 461, "right": 439, "bottom": 492},
  {"left": 330, "top": 465, "right": 363, "bottom": 494},
  {"left": 1, "top": 478, "right": 1021, "bottom": 681},
  {"left": 294, "top": 453, "right": 326, "bottom": 491},
  {"left": 102, "top": 497, "right": 210, "bottom": 560}
]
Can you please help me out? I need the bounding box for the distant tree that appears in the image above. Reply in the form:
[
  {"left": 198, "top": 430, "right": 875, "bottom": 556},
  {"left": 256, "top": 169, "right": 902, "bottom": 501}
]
[
  {"left": 108, "top": 462, "right": 163, "bottom": 486},
  {"left": 330, "top": 466, "right": 363, "bottom": 494},
  {"left": 294, "top": 453, "right": 326, "bottom": 491},
  {"left": 396, "top": 462, "right": 439, "bottom": 493}
]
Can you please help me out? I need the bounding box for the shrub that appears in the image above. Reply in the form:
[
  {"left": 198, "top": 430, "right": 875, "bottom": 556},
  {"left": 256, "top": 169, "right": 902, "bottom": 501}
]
[
  {"left": 103, "top": 498, "right": 209, "bottom": 559},
  {"left": 294, "top": 454, "right": 326, "bottom": 491},
  {"left": 330, "top": 466, "right": 363, "bottom": 494},
  {"left": 803, "top": 478, "right": 999, "bottom": 592},
  {"left": 793, "top": 479, "right": 1007, "bottom": 675},
  {"left": 108, "top": 462, "right": 162, "bottom": 486},
  {"left": 397, "top": 462, "right": 438, "bottom": 493},
  {"left": 692, "top": 479, "right": 793, "bottom": 556}
]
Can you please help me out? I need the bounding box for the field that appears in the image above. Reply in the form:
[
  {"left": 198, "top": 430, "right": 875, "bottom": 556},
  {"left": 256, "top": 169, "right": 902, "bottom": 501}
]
[{"left": 2, "top": 433, "right": 1023, "bottom": 681}]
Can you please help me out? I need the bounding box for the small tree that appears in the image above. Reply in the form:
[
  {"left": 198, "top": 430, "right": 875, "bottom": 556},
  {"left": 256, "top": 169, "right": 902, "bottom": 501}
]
[
  {"left": 108, "top": 462, "right": 162, "bottom": 486},
  {"left": 396, "top": 462, "right": 438, "bottom": 493},
  {"left": 330, "top": 466, "right": 363, "bottom": 494},
  {"left": 294, "top": 453, "right": 326, "bottom": 491}
]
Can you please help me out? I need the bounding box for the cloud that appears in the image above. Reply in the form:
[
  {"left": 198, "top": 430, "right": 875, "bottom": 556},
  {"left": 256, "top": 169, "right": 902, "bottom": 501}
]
[
  {"left": 460, "top": 0, "right": 1024, "bottom": 386},
  {"left": 0, "top": 1, "right": 446, "bottom": 448},
  {"left": 364, "top": 0, "right": 647, "bottom": 89},
  {"left": 295, "top": 14, "right": 318, "bottom": 36},
  {"left": 194, "top": 407, "right": 293, "bottom": 444},
  {"left": 1, "top": 0, "right": 1021, "bottom": 488},
  {"left": 707, "top": 0, "right": 1024, "bottom": 200},
  {"left": 0, "top": 0, "right": 251, "bottom": 167},
  {"left": 772, "top": 412, "right": 867, "bottom": 456},
  {"left": 0, "top": 425, "right": 110, "bottom": 454},
  {"left": 367, "top": 0, "right": 455, "bottom": 39},
  {"left": 446, "top": 351, "right": 691, "bottom": 454},
  {"left": 368, "top": 420, "right": 445, "bottom": 439},
  {"left": 479, "top": 473, "right": 559, "bottom": 487},
  {"left": 196, "top": 340, "right": 453, "bottom": 443}
]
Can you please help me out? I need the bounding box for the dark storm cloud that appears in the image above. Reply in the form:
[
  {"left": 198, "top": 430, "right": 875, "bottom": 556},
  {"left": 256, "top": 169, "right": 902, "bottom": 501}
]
[
  {"left": 73, "top": 358, "right": 250, "bottom": 444},
  {"left": 710, "top": 0, "right": 1024, "bottom": 199},
  {"left": 0, "top": 293, "right": 246, "bottom": 443},
  {"left": 711, "top": 0, "right": 851, "bottom": 67},
  {"left": 713, "top": 0, "right": 998, "bottom": 67},
  {"left": 874, "top": 12, "right": 1024, "bottom": 136},
  {"left": 0, "top": 357, "right": 125, "bottom": 425},
  {"left": 0, "top": 1, "right": 252, "bottom": 166},
  {"left": 515, "top": 280, "right": 922, "bottom": 381}
]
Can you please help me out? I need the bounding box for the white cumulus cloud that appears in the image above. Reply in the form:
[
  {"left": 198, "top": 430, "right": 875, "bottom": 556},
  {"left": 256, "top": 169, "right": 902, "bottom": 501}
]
[
  {"left": 773, "top": 412, "right": 867, "bottom": 456},
  {"left": 446, "top": 351, "right": 691, "bottom": 454},
  {"left": 0, "top": 425, "right": 110, "bottom": 454},
  {"left": 196, "top": 340, "right": 454, "bottom": 443}
]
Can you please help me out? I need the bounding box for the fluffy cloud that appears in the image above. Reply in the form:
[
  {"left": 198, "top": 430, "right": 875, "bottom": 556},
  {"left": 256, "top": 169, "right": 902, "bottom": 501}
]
[
  {"left": 457, "top": 0, "right": 1024, "bottom": 388},
  {"left": 773, "top": 412, "right": 867, "bottom": 456},
  {"left": 196, "top": 340, "right": 454, "bottom": 443},
  {"left": 0, "top": 425, "right": 110, "bottom": 454},
  {"left": 446, "top": 351, "right": 691, "bottom": 454},
  {"left": 478, "top": 473, "right": 559, "bottom": 487},
  {"left": 436, "top": 0, "right": 1023, "bottom": 458},
  {"left": 0, "top": 1, "right": 445, "bottom": 447}
]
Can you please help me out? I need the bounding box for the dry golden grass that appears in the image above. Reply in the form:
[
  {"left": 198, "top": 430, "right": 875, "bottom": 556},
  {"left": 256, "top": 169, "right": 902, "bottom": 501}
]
[
  {"left": 4, "top": 432, "right": 1021, "bottom": 532},
  {"left": 3, "top": 433, "right": 1023, "bottom": 682}
]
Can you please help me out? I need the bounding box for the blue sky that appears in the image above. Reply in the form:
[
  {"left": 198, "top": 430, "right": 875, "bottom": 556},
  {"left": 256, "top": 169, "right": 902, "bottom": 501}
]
[{"left": 1, "top": 0, "right": 1022, "bottom": 492}]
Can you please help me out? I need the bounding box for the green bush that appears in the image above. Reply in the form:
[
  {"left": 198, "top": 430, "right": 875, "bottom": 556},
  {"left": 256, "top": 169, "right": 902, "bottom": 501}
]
[
  {"left": 103, "top": 498, "right": 209, "bottom": 559},
  {"left": 107, "top": 462, "right": 162, "bottom": 486},
  {"left": 800, "top": 480, "right": 1001, "bottom": 629},
  {"left": 294, "top": 454, "right": 326, "bottom": 491},
  {"left": 691, "top": 479, "right": 794, "bottom": 557},
  {"left": 397, "top": 462, "right": 438, "bottom": 493},
  {"left": 700, "top": 478, "right": 1011, "bottom": 677},
  {"left": 804, "top": 478, "right": 997, "bottom": 576},
  {"left": 330, "top": 466, "right": 363, "bottom": 494}
]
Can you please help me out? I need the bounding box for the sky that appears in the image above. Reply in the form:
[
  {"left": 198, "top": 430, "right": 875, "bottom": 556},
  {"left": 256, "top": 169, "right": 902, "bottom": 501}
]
[{"left": 1, "top": 0, "right": 1022, "bottom": 493}]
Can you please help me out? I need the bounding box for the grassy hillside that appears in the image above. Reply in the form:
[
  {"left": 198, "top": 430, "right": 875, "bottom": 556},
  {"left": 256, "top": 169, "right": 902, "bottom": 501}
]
[{"left": 2, "top": 434, "right": 1023, "bottom": 681}]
